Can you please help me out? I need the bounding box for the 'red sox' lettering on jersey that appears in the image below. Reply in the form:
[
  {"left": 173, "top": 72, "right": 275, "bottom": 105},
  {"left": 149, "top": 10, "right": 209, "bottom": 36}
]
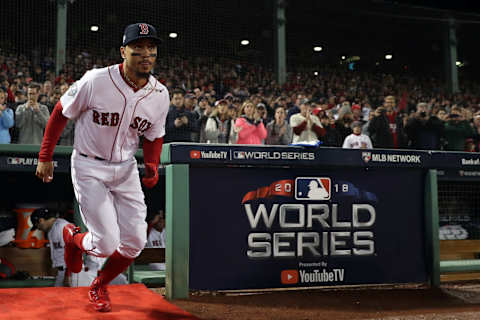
[
  {"left": 61, "top": 64, "right": 169, "bottom": 162},
  {"left": 92, "top": 111, "right": 120, "bottom": 126},
  {"left": 130, "top": 116, "right": 153, "bottom": 134}
]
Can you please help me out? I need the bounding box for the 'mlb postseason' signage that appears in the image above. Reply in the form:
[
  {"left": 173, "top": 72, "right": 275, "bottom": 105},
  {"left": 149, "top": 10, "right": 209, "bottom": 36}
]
[{"left": 188, "top": 167, "right": 427, "bottom": 290}]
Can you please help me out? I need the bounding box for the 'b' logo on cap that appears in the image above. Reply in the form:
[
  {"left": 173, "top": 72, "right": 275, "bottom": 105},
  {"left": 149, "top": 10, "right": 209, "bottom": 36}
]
[{"left": 139, "top": 23, "right": 149, "bottom": 35}]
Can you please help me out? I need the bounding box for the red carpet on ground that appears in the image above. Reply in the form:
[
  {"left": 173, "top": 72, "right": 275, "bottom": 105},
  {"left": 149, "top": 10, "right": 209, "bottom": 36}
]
[{"left": 0, "top": 284, "right": 199, "bottom": 320}]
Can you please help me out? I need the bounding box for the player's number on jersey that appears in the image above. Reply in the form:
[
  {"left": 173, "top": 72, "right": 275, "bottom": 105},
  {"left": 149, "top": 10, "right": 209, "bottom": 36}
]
[
  {"left": 275, "top": 182, "right": 292, "bottom": 193},
  {"left": 334, "top": 184, "right": 349, "bottom": 193}
]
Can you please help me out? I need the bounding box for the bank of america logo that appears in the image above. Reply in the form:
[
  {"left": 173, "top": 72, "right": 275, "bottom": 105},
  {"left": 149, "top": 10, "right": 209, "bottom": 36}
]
[
  {"left": 295, "top": 177, "right": 331, "bottom": 200},
  {"left": 233, "top": 151, "right": 246, "bottom": 159},
  {"left": 362, "top": 152, "right": 371, "bottom": 163}
]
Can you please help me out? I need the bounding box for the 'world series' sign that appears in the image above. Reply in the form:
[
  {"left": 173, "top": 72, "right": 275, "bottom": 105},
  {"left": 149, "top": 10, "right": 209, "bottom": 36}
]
[{"left": 188, "top": 166, "right": 426, "bottom": 290}]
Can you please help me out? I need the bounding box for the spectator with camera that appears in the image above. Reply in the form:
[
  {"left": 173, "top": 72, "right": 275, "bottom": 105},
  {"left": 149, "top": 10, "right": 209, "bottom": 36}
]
[
  {"left": 368, "top": 106, "right": 394, "bottom": 149},
  {"left": 404, "top": 102, "right": 444, "bottom": 150},
  {"left": 164, "top": 88, "right": 196, "bottom": 143},
  {"left": 15, "top": 82, "right": 50, "bottom": 144},
  {"left": 443, "top": 105, "right": 475, "bottom": 151}
]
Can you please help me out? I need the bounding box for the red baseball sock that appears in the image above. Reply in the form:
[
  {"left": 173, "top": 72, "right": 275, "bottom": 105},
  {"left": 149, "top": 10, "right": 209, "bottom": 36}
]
[
  {"left": 73, "top": 232, "right": 88, "bottom": 251},
  {"left": 98, "top": 250, "right": 134, "bottom": 285}
]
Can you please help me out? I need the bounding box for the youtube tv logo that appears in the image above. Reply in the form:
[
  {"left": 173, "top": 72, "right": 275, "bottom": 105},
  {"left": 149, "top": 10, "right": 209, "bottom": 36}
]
[
  {"left": 281, "top": 270, "right": 298, "bottom": 284},
  {"left": 190, "top": 150, "right": 201, "bottom": 159}
]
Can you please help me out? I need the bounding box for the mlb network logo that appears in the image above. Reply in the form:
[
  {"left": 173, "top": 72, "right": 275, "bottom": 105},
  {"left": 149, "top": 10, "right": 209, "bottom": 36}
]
[
  {"left": 295, "top": 177, "right": 331, "bottom": 200},
  {"left": 281, "top": 270, "right": 298, "bottom": 284}
]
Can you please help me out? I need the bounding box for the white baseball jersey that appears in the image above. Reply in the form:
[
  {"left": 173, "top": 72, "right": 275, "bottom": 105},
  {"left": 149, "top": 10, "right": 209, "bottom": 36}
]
[
  {"left": 60, "top": 65, "right": 170, "bottom": 162},
  {"left": 64, "top": 64, "right": 169, "bottom": 260},
  {"left": 290, "top": 113, "right": 323, "bottom": 143},
  {"left": 47, "top": 218, "right": 70, "bottom": 268},
  {"left": 342, "top": 133, "right": 373, "bottom": 149},
  {"left": 146, "top": 227, "right": 166, "bottom": 270},
  {"left": 146, "top": 227, "right": 166, "bottom": 248}
]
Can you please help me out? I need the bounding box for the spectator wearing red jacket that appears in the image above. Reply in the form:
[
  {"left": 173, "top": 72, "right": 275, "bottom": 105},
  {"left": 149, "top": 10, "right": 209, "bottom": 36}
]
[{"left": 234, "top": 100, "right": 267, "bottom": 144}]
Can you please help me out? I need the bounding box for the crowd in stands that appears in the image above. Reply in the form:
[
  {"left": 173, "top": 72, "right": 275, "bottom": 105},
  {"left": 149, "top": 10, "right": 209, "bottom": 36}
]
[{"left": 2, "top": 49, "right": 480, "bottom": 152}]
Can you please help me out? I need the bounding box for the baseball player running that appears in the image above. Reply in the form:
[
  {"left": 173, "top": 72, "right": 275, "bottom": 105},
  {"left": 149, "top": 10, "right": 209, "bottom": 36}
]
[{"left": 35, "top": 22, "right": 169, "bottom": 312}]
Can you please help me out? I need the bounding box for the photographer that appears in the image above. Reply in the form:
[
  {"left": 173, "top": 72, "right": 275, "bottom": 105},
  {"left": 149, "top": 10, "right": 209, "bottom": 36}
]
[
  {"left": 367, "top": 106, "right": 393, "bottom": 149},
  {"left": 404, "top": 102, "right": 444, "bottom": 150},
  {"left": 443, "top": 105, "right": 475, "bottom": 151},
  {"left": 164, "top": 88, "right": 196, "bottom": 142}
]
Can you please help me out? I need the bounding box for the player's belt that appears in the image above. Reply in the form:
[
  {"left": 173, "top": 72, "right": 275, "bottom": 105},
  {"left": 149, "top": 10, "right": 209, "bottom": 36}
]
[{"left": 79, "top": 153, "right": 106, "bottom": 161}]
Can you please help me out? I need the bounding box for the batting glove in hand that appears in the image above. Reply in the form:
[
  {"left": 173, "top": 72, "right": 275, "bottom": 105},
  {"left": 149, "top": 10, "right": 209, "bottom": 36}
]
[{"left": 142, "top": 163, "right": 159, "bottom": 188}]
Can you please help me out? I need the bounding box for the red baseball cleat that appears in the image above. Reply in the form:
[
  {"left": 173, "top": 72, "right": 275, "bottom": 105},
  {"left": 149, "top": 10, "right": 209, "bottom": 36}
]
[
  {"left": 88, "top": 276, "right": 111, "bottom": 312},
  {"left": 63, "top": 224, "right": 83, "bottom": 273}
]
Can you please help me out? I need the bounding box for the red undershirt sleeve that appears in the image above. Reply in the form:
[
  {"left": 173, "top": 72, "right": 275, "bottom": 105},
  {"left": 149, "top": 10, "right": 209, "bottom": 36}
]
[
  {"left": 142, "top": 137, "right": 164, "bottom": 167},
  {"left": 38, "top": 101, "right": 69, "bottom": 162},
  {"left": 312, "top": 123, "right": 326, "bottom": 137},
  {"left": 293, "top": 120, "right": 307, "bottom": 135}
]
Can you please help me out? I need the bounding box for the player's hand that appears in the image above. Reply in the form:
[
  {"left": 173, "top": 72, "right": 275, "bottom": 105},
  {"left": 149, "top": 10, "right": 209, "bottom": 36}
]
[
  {"left": 142, "top": 163, "right": 159, "bottom": 189},
  {"left": 36, "top": 161, "right": 54, "bottom": 183}
]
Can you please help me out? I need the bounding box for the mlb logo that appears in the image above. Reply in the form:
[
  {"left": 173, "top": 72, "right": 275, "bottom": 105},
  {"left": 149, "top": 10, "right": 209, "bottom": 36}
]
[
  {"left": 9, "top": 158, "right": 20, "bottom": 165},
  {"left": 234, "top": 151, "right": 246, "bottom": 159},
  {"left": 281, "top": 270, "right": 298, "bottom": 285},
  {"left": 190, "top": 150, "right": 201, "bottom": 159},
  {"left": 295, "top": 177, "right": 331, "bottom": 200},
  {"left": 362, "top": 152, "right": 371, "bottom": 163}
]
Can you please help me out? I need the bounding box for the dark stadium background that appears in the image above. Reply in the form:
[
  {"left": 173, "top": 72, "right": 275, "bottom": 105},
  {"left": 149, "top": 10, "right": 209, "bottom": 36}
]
[{"left": 2, "top": 0, "right": 480, "bottom": 79}]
